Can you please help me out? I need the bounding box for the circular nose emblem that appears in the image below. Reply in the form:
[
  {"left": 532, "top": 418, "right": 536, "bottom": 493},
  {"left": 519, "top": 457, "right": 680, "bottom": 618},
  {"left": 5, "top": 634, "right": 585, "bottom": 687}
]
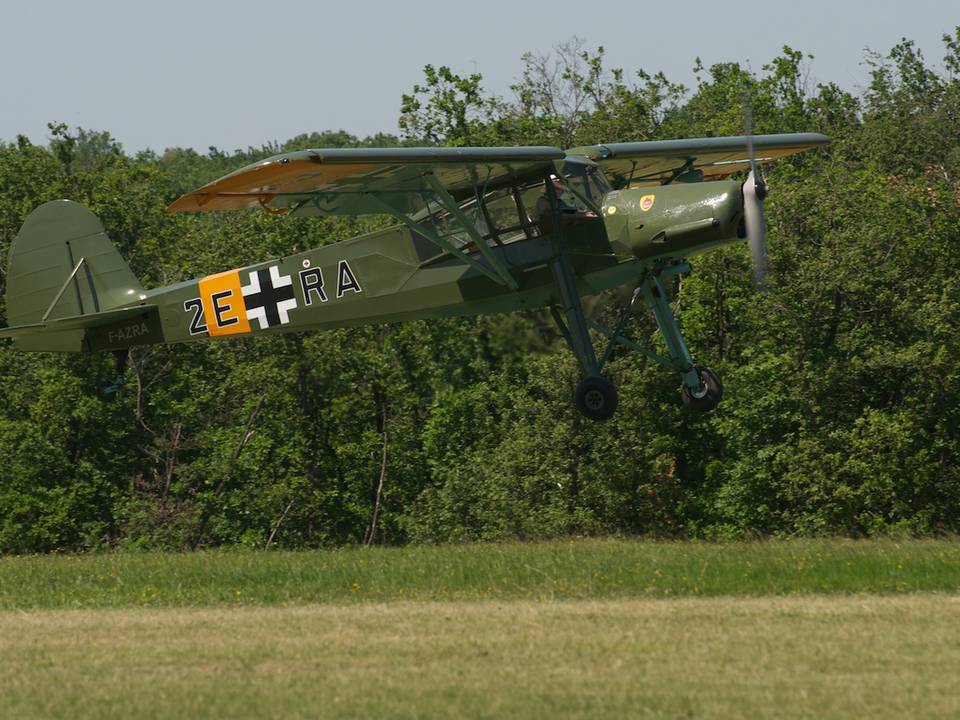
[{"left": 605, "top": 206, "right": 617, "bottom": 215}]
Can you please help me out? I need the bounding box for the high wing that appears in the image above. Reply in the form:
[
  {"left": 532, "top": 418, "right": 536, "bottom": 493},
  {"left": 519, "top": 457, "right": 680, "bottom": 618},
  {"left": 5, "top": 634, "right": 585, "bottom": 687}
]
[
  {"left": 167, "top": 134, "right": 829, "bottom": 216},
  {"left": 566, "top": 133, "right": 830, "bottom": 188},
  {"left": 167, "top": 146, "right": 563, "bottom": 216}
]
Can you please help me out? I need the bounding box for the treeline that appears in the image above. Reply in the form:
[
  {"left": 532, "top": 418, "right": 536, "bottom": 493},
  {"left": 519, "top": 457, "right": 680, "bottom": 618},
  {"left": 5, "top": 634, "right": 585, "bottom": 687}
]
[{"left": 0, "top": 32, "right": 959, "bottom": 552}]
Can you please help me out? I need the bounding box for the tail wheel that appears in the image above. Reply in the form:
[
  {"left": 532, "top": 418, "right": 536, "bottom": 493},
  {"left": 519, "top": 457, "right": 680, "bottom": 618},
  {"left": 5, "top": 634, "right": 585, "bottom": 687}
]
[
  {"left": 681, "top": 367, "right": 723, "bottom": 412},
  {"left": 575, "top": 376, "right": 618, "bottom": 421}
]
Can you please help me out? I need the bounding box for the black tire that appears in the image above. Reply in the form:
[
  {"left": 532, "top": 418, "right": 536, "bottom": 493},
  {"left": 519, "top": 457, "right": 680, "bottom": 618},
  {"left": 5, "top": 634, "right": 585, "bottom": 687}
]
[
  {"left": 681, "top": 367, "right": 723, "bottom": 412},
  {"left": 575, "top": 376, "right": 619, "bottom": 421}
]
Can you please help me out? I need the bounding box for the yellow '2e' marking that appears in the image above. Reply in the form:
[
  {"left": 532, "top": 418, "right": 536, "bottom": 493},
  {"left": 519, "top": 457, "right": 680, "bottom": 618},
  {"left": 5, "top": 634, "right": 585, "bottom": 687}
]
[{"left": 199, "top": 270, "right": 250, "bottom": 337}]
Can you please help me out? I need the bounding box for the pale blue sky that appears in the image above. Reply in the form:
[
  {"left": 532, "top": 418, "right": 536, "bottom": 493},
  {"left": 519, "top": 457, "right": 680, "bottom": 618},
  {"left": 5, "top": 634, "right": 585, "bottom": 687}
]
[{"left": 1, "top": 0, "right": 956, "bottom": 152}]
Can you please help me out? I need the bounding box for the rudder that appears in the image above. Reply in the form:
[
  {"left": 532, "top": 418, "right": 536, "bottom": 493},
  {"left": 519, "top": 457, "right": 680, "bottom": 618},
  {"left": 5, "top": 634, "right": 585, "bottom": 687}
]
[{"left": 6, "top": 200, "right": 144, "bottom": 326}]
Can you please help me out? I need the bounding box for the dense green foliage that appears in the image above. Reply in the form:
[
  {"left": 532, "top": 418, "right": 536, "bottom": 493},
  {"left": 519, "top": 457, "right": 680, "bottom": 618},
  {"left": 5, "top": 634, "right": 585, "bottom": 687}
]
[{"left": 1, "top": 32, "right": 959, "bottom": 551}]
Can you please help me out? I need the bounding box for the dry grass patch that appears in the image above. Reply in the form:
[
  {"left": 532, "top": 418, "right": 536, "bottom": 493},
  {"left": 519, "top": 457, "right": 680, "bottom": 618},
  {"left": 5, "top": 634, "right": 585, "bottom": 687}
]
[{"left": 3, "top": 595, "right": 959, "bottom": 719}]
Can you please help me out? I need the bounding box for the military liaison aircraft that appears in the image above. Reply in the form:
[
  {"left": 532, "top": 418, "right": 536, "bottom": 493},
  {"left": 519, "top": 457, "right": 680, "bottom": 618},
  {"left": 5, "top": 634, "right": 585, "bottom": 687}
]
[{"left": 0, "top": 133, "right": 828, "bottom": 420}]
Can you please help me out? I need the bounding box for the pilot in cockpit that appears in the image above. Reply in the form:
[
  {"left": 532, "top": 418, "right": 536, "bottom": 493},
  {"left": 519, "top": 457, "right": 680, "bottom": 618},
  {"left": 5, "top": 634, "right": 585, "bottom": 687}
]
[
  {"left": 534, "top": 176, "right": 577, "bottom": 222},
  {"left": 534, "top": 175, "right": 596, "bottom": 230}
]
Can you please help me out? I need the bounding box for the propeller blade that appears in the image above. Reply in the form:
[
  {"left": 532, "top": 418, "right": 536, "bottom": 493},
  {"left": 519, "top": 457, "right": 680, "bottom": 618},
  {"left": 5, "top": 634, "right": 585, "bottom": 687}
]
[
  {"left": 743, "top": 170, "right": 768, "bottom": 287},
  {"left": 742, "top": 89, "right": 769, "bottom": 288},
  {"left": 744, "top": 95, "right": 758, "bottom": 178}
]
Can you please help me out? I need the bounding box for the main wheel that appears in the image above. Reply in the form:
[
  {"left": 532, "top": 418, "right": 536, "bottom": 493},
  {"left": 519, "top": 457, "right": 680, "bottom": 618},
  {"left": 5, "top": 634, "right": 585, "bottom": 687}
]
[
  {"left": 681, "top": 367, "right": 723, "bottom": 412},
  {"left": 575, "top": 376, "right": 618, "bottom": 421}
]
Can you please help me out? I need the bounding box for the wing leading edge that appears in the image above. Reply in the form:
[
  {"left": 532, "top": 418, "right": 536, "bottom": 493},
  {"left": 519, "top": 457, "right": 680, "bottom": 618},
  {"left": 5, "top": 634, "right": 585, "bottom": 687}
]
[
  {"left": 167, "top": 146, "right": 564, "bottom": 215},
  {"left": 566, "top": 133, "right": 831, "bottom": 188}
]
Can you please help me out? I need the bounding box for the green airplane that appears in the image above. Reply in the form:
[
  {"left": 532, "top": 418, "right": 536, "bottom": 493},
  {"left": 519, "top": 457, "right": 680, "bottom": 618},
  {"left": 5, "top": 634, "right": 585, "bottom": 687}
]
[{"left": 0, "top": 133, "right": 828, "bottom": 420}]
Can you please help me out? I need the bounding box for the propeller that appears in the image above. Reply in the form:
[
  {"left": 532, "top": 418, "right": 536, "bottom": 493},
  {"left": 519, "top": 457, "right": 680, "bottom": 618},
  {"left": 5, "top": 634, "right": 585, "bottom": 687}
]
[{"left": 742, "top": 92, "right": 769, "bottom": 288}]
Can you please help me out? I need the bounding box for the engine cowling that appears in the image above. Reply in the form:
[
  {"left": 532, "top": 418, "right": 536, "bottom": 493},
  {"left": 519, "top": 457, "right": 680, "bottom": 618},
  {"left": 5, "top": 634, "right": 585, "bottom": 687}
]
[{"left": 600, "top": 180, "right": 743, "bottom": 261}]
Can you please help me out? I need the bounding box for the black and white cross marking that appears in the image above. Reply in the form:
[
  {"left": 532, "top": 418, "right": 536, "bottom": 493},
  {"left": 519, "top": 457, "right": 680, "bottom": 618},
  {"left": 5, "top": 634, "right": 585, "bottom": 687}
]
[{"left": 241, "top": 266, "right": 298, "bottom": 330}]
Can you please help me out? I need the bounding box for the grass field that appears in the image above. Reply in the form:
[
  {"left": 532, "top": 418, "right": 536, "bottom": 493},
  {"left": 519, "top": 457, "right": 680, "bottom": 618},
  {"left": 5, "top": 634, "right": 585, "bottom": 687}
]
[
  {"left": 4, "top": 596, "right": 959, "bottom": 719},
  {"left": 3, "top": 539, "right": 960, "bottom": 718},
  {"left": 2, "top": 537, "right": 959, "bottom": 608}
]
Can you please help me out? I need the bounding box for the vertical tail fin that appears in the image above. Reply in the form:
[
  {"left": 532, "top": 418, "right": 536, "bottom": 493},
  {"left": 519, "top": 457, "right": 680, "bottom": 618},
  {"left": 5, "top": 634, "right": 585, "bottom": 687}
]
[
  {"left": 6, "top": 200, "right": 144, "bottom": 324},
  {"left": 3, "top": 200, "right": 146, "bottom": 351}
]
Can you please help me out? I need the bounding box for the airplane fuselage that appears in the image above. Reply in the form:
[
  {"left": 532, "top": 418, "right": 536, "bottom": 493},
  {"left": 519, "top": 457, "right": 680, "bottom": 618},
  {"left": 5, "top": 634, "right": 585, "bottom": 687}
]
[{"left": 78, "top": 180, "right": 745, "bottom": 353}]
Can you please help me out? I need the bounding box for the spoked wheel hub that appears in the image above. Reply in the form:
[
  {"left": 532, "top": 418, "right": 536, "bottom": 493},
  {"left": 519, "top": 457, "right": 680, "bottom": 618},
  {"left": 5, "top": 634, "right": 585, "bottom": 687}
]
[{"left": 574, "top": 376, "right": 618, "bottom": 421}]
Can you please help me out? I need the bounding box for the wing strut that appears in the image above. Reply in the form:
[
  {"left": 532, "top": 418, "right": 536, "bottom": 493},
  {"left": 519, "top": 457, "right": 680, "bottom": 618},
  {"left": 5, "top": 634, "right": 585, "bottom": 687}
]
[
  {"left": 545, "top": 175, "right": 599, "bottom": 378},
  {"left": 363, "top": 182, "right": 519, "bottom": 290},
  {"left": 422, "top": 175, "right": 518, "bottom": 289}
]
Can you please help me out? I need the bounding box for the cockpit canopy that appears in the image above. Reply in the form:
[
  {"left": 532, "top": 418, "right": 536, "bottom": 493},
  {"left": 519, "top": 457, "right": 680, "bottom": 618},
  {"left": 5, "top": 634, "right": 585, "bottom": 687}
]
[{"left": 405, "top": 159, "right": 610, "bottom": 258}]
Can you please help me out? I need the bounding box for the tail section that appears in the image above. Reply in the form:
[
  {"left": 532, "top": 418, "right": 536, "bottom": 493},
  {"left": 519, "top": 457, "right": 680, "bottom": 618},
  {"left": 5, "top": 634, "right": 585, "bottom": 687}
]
[
  {"left": 7, "top": 200, "right": 144, "bottom": 325},
  {"left": 2, "top": 200, "right": 155, "bottom": 352}
]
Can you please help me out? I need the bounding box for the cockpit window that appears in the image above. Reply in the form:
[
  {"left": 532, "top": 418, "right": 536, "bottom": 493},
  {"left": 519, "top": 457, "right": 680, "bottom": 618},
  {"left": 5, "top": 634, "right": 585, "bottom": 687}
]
[
  {"left": 409, "top": 162, "right": 610, "bottom": 260},
  {"left": 560, "top": 160, "right": 611, "bottom": 212}
]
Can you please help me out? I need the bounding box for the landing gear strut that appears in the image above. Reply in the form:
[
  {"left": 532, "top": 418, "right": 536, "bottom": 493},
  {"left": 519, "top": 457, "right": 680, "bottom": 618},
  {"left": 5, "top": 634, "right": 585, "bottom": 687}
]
[
  {"left": 550, "top": 256, "right": 723, "bottom": 420},
  {"left": 543, "top": 174, "right": 718, "bottom": 420},
  {"left": 635, "top": 266, "right": 723, "bottom": 413}
]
